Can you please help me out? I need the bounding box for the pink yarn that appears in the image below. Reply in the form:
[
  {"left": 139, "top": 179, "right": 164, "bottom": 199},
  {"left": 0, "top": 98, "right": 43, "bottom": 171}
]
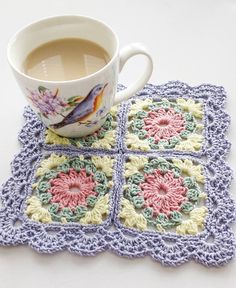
[
  {"left": 144, "top": 108, "right": 185, "bottom": 143},
  {"left": 139, "top": 169, "right": 187, "bottom": 216},
  {"left": 49, "top": 168, "right": 96, "bottom": 210}
]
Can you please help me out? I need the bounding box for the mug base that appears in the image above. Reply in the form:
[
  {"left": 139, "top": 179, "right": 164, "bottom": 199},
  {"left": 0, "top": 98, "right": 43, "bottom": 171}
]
[{"left": 48, "top": 116, "right": 107, "bottom": 138}]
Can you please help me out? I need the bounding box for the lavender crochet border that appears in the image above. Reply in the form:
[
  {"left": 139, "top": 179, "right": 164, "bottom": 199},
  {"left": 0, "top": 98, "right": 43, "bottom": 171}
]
[{"left": 0, "top": 81, "right": 235, "bottom": 267}]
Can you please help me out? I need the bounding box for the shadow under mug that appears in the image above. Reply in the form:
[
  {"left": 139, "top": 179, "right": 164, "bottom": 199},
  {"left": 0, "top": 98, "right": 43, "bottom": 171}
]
[{"left": 7, "top": 15, "right": 153, "bottom": 137}]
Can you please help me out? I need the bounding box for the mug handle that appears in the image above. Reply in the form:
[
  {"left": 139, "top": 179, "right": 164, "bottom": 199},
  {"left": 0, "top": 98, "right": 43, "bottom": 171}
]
[{"left": 113, "top": 43, "right": 153, "bottom": 105}]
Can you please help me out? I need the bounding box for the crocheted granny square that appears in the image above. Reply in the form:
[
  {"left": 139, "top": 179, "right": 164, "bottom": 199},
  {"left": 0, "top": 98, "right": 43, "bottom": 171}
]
[{"left": 0, "top": 82, "right": 235, "bottom": 267}]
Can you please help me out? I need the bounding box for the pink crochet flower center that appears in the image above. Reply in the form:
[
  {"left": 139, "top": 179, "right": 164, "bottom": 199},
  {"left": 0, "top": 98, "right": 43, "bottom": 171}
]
[
  {"left": 49, "top": 168, "right": 96, "bottom": 210},
  {"left": 143, "top": 108, "right": 185, "bottom": 143},
  {"left": 139, "top": 169, "right": 187, "bottom": 216}
]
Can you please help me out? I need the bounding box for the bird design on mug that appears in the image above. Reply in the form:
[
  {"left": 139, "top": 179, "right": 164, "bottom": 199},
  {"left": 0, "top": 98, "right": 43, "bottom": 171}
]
[{"left": 51, "top": 83, "right": 108, "bottom": 129}]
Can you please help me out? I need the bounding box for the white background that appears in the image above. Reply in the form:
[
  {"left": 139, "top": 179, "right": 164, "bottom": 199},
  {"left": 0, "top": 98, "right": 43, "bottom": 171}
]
[{"left": 0, "top": 0, "right": 235, "bottom": 287}]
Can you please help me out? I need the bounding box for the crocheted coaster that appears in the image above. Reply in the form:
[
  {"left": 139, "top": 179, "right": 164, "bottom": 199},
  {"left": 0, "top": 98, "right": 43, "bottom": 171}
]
[{"left": 0, "top": 81, "right": 235, "bottom": 267}]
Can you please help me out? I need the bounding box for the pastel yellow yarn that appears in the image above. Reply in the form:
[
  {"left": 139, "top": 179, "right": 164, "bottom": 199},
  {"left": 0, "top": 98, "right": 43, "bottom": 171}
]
[
  {"left": 80, "top": 194, "right": 109, "bottom": 224},
  {"left": 126, "top": 133, "right": 150, "bottom": 151},
  {"left": 36, "top": 153, "right": 68, "bottom": 177},
  {"left": 91, "top": 130, "right": 115, "bottom": 149},
  {"left": 199, "top": 192, "right": 207, "bottom": 200},
  {"left": 172, "top": 159, "right": 205, "bottom": 183},
  {"left": 176, "top": 207, "right": 208, "bottom": 235},
  {"left": 196, "top": 123, "right": 204, "bottom": 131},
  {"left": 91, "top": 156, "right": 114, "bottom": 177},
  {"left": 45, "top": 129, "right": 71, "bottom": 145},
  {"left": 176, "top": 98, "right": 203, "bottom": 119},
  {"left": 110, "top": 105, "right": 119, "bottom": 117},
  {"left": 175, "top": 134, "right": 203, "bottom": 151},
  {"left": 125, "top": 156, "right": 148, "bottom": 177},
  {"left": 26, "top": 196, "right": 52, "bottom": 223},
  {"left": 128, "top": 99, "right": 152, "bottom": 117},
  {"left": 156, "top": 224, "right": 165, "bottom": 233},
  {"left": 119, "top": 198, "right": 147, "bottom": 231}
]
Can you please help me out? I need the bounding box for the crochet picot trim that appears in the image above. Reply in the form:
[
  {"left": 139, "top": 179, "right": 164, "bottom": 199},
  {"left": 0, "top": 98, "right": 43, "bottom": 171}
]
[{"left": 0, "top": 82, "right": 235, "bottom": 267}]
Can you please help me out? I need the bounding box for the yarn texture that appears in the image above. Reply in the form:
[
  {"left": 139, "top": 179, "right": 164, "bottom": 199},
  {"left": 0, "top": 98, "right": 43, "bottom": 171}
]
[{"left": 0, "top": 81, "right": 235, "bottom": 267}]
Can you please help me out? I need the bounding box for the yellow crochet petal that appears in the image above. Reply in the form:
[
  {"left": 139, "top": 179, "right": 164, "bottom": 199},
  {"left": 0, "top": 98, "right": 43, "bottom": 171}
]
[
  {"left": 126, "top": 133, "right": 150, "bottom": 151},
  {"left": 91, "top": 130, "right": 115, "bottom": 149},
  {"left": 119, "top": 198, "right": 147, "bottom": 231},
  {"left": 172, "top": 159, "right": 205, "bottom": 183},
  {"left": 156, "top": 224, "right": 165, "bottom": 233},
  {"left": 190, "top": 207, "right": 208, "bottom": 226},
  {"left": 175, "top": 134, "right": 203, "bottom": 151},
  {"left": 36, "top": 153, "right": 68, "bottom": 177},
  {"left": 176, "top": 207, "right": 207, "bottom": 235},
  {"left": 196, "top": 123, "right": 204, "bottom": 131},
  {"left": 79, "top": 194, "right": 109, "bottom": 224},
  {"left": 125, "top": 156, "right": 148, "bottom": 177},
  {"left": 26, "top": 196, "right": 52, "bottom": 223},
  {"left": 110, "top": 105, "right": 119, "bottom": 117},
  {"left": 176, "top": 219, "right": 199, "bottom": 235},
  {"left": 45, "top": 129, "right": 71, "bottom": 145},
  {"left": 129, "top": 99, "right": 152, "bottom": 117},
  {"left": 176, "top": 98, "right": 203, "bottom": 119},
  {"left": 91, "top": 156, "right": 114, "bottom": 177}
]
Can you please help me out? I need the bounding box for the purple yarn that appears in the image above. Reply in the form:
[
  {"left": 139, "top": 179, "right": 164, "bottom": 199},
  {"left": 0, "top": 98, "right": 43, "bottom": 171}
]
[{"left": 0, "top": 81, "right": 235, "bottom": 266}]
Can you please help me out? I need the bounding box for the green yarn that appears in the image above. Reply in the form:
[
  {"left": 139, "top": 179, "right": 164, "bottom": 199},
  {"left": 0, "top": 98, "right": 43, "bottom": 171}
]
[
  {"left": 143, "top": 207, "right": 153, "bottom": 219},
  {"left": 37, "top": 181, "right": 51, "bottom": 193},
  {"left": 183, "top": 177, "right": 197, "bottom": 188},
  {"left": 84, "top": 135, "right": 97, "bottom": 146},
  {"left": 69, "top": 138, "right": 78, "bottom": 146},
  {"left": 150, "top": 158, "right": 170, "bottom": 172},
  {"left": 75, "top": 205, "right": 87, "bottom": 218},
  {"left": 86, "top": 195, "right": 98, "bottom": 207},
  {"left": 132, "top": 196, "right": 145, "bottom": 209},
  {"left": 169, "top": 164, "right": 181, "bottom": 177},
  {"left": 85, "top": 163, "right": 97, "bottom": 175},
  {"left": 170, "top": 211, "right": 182, "bottom": 224},
  {"left": 136, "top": 111, "right": 148, "bottom": 119},
  {"left": 156, "top": 214, "right": 173, "bottom": 229},
  {"left": 97, "top": 129, "right": 106, "bottom": 139},
  {"left": 136, "top": 130, "right": 148, "bottom": 139},
  {"left": 179, "top": 130, "right": 191, "bottom": 139},
  {"left": 48, "top": 203, "right": 60, "bottom": 221},
  {"left": 132, "top": 119, "right": 144, "bottom": 130},
  {"left": 94, "top": 171, "right": 107, "bottom": 183},
  {"left": 181, "top": 201, "right": 194, "bottom": 213},
  {"left": 38, "top": 192, "right": 52, "bottom": 204},
  {"left": 161, "top": 99, "right": 171, "bottom": 109},
  {"left": 61, "top": 207, "right": 74, "bottom": 222},
  {"left": 185, "top": 122, "right": 196, "bottom": 132},
  {"left": 184, "top": 112, "right": 194, "bottom": 121},
  {"left": 173, "top": 106, "right": 182, "bottom": 113},
  {"left": 95, "top": 183, "right": 107, "bottom": 195},
  {"left": 71, "top": 159, "right": 84, "bottom": 171},
  {"left": 48, "top": 203, "right": 59, "bottom": 214},
  {"left": 127, "top": 184, "right": 141, "bottom": 197},
  {"left": 143, "top": 163, "right": 154, "bottom": 174},
  {"left": 57, "top": 162, "right": 71, "bottom": 173},
  {"left": 187, "top": 188, "right": 200, "bottom": 201},
  {"left": 102, "top": 116, "right": 113, "bottom": 130},
  {"left": 127, "top": 173, "right": 145, "bottom": 185},
  {"left": 169, "top": 136, "right": 181, "bottom": 146},
  {"left": 43, "top": 170, "right": 58, "bottom": 180}
]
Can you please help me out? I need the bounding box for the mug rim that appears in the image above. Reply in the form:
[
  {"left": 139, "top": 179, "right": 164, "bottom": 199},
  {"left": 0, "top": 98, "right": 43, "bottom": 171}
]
[{"left": 7, "top": 14, "right": 120, "bottom": 84}]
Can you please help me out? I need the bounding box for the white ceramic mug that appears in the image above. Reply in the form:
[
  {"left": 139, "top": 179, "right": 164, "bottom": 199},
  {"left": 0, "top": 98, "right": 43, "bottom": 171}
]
[{"left": 7, "top": 15, "right": 153, "bottom": 137}]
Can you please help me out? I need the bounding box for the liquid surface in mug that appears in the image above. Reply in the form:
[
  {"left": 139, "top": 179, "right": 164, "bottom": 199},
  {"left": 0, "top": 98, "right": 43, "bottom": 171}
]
[{"left": 23, "top": 38, "right": 110, "bottom": 81}]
